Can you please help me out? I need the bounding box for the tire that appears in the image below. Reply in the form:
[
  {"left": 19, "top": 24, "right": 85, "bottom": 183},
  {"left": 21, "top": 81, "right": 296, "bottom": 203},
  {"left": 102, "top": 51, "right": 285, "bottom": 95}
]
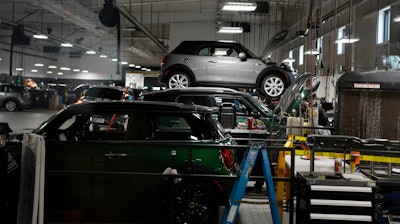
[
  {"left": 172, "top": 180, "right": 219, "bottom": 224},
  {"left": 168, "top": 72, "right": 191, "bottom": 89},
  {"left": 260, "top": 74, "right": 286, "bottom": 99},
  {"left": 4, "top": 99, "right": 18, "bottom": 112}
]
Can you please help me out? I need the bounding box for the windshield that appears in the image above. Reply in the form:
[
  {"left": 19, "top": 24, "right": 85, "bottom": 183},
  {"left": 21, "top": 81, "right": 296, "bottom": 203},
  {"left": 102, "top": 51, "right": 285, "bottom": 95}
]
[
  {"left": 247, "top": 95, "right": 274, "bottom": 117},
  {"left": 236, "top": 43, "right": 258, "bottom": 58}
]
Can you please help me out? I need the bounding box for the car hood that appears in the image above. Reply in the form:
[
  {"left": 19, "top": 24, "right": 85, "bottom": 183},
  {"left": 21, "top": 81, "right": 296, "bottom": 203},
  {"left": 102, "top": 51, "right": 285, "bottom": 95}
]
[
  {"left": 261, "top": 29, "right": 289, "bottom": 61},
  {"left": 275, "top": 74, "right": 320, "bottom": 114}
]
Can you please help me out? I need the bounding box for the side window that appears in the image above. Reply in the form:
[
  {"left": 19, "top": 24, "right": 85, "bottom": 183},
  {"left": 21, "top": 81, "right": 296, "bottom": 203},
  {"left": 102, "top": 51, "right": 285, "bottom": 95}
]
[
  {"left": 139, "top": 114, "right": 199, "bottom": 140},
  {"left": 65, "top": 113, "right": 129, "bottom": 141},
  {"left": 176, "top": 95, "right": 210, "bottom": 106},
  {"left": 212, "top": 47, "right": 238, "bottom": 57},
  {"left": 197, "top": 47, "right": 210, "bottom": 56}
]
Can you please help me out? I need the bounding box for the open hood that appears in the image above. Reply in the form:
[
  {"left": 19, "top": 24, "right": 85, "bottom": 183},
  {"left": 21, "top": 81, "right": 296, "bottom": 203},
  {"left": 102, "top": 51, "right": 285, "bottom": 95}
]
[
  {"left": 275, "top": 73, "right": 320, "bottom": 114},
  {"left": 261, "top": 29, "right": 289, "bottom": 61}
]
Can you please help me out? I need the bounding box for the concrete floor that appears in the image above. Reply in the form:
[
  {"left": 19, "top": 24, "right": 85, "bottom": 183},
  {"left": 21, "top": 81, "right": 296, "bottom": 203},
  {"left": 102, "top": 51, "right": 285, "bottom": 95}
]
[{"left": 2, "top": 108, "right": 293, "bottom": 224}]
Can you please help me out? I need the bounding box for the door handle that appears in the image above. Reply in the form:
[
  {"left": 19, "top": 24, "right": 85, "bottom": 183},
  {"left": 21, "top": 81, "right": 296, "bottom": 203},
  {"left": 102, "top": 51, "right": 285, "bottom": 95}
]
[{"left": 105, "top": 153, "right": 127, "bottom": 159}]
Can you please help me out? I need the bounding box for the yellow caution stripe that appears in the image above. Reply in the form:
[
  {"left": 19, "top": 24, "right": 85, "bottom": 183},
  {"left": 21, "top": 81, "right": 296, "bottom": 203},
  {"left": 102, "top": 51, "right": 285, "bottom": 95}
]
[{"left": 285, "top": 150, "right": 400, "bottom": 164}]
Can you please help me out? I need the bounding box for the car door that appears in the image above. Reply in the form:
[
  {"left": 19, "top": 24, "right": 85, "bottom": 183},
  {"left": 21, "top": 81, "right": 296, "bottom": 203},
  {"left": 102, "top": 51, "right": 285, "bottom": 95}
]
[{"left": 206, "top": 44, "right": 256, "bottom": 84}]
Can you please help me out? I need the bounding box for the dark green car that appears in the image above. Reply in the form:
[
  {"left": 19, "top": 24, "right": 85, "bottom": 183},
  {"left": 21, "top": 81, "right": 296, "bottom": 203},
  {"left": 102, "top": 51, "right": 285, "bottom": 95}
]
[{"left": 30, "top": 101, "right": 237, "bottom": 223}]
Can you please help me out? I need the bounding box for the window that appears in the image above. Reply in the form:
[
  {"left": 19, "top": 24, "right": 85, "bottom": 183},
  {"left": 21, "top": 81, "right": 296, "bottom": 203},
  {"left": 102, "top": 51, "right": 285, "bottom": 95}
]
[
  {"left": 317, "top": 36, "right": 323, "bottom": 60},
  {"left": 299, "top": 45, "right": 304, "bottom": 65},
  {"left": 288, "top": 50, "right": 294, "bottom": 67},
  {"left": 337, "top": 26, "right": 345, "bottom": 55},
  {"left": 377, "top": 6, "right": 391, "bottom": 44},
  {"left": 197, "top": 47, "right": 210, "bottom": 56}
]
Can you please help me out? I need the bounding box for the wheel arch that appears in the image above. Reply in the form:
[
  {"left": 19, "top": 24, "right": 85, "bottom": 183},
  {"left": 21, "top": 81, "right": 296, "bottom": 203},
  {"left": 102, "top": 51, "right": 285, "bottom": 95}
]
[
  {"left": 255, "top": 67, "right": 291, "bottom": 89},
  {"left": 2, "top": 97, "right": 21, "bottom": 110},
  {"left": 164, "top": 64, "right": 197, "bottom": 86},
  {"left": 179, "top": 164, "right": 231, "bottom": 205}
]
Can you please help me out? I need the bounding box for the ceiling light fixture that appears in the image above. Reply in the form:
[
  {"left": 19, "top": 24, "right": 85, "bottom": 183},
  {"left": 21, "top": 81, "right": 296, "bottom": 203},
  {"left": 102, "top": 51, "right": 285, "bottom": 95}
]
[
  {"left": 82, "top": 70, "right": 88, "bottom": 73},
  {"left": 34, "top": 63, "right": 44, "bottom": 67},
  {"left": 221, "top": 2, "right": 257, "bottom": 11},
  {"left": 86, "top": 50, "right": 96, "bottom": 54},
  {"left": 335, "top": 36, "right": 360, "bottom": 44},
  {"left": 16, "top": 68, "right": 23, "bottom": 71},
  {"left": 73, "top": 69, "right": 80, "bottom": 72},
  {"left": 282, "top": 58, "right": 296, "bottom": 63},
  {"left": 99, "top": 54, "right": 107, "bottom": 58},
  {"left": 393, "top": 15, "right": 400, "bottom": 22},
  {"left": 217, "top": 26, "right": 243, "bottom": 33},
  {"left": 335, "top": 0, "right": 359, "bottom": 44},
  {"left": 33, "top": 34, "right": 49, "bottom": 39},
  {"left": 48, "top": 65, "right": 57, "bottom": 69},
  {"left": 46, "top": 71, "right": 53, "bottom": 74},
  {"left": 60, "top": 42, "right": 73, "bottom": 47},
  {"left": 305, "top": 49, "right": 320, "bottom": 55},
  {"left": 112, "top": 58, "right": 118, "bottom": 62},
  {"left": 31, "top": 69, "right": 38, "bottom": 72},
  {"left": 60, "top": 67, "right": 71, "bottom": 71}
]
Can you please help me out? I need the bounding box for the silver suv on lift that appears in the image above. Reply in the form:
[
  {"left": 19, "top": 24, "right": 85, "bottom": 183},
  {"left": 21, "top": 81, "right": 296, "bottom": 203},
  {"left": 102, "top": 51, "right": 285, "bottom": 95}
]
[{"left": 158, "top": 40, "right": 298, "bottom": 99}]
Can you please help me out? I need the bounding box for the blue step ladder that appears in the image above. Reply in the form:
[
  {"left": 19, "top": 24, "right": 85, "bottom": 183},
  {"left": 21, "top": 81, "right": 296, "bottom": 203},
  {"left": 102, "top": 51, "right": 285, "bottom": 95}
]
[{"left": 220, "top": 143, "right": 281, "bottom": 224}]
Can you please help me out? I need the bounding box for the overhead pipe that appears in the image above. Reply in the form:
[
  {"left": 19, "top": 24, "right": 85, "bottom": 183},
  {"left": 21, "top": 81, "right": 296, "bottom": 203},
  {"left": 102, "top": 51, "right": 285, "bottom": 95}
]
[{"left": 114, "top": 3, "right": 169, "bottom": 53}]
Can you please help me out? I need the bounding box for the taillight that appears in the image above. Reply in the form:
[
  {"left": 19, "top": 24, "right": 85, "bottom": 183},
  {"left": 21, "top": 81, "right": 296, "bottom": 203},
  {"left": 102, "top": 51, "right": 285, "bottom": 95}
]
[
  {"left": 220, "top": 148, "right": 235, "bottom": 170},
  {"left": 76, "top": 99, "right": 83, "bottom": 104},
  {"left": 161, "top": 55, "right": 169, "bottom": 67}
]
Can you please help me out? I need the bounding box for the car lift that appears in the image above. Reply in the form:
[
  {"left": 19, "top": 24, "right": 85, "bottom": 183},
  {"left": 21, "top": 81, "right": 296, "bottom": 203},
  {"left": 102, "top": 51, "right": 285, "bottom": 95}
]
[{"left": 220, "top": 143, "right": 281, "bottom": 224}]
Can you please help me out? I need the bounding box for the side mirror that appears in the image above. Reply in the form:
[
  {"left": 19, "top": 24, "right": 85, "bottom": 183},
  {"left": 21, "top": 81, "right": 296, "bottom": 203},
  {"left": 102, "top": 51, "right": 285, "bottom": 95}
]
[{"left": 238, "top": 52, "right": 247, "bottom": 61}]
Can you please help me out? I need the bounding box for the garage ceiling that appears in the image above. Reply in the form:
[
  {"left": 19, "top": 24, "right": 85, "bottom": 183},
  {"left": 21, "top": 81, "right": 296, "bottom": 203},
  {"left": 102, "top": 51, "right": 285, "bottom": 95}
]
[{"left": 0, "top": 0, "right": 307, "bottom": 69}]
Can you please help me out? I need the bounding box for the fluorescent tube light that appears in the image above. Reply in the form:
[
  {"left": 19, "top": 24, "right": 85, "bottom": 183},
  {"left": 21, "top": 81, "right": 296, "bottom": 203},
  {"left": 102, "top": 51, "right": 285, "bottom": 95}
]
[
  {"left": 34, "top": 63, "right": 44, "bottom": 67},
  {"left": 128, "top": 64, "right": 135, "bottom": 67},
  {"left": 33, "top": 34, "right": 48, "bottom": 39},
  {"left": 60, "top": 67, "right": 70, "bottom": 71},
  {"left": 100, "top": 54, "right": 107, "bottom": 58},
  {"left": 222, "top": 2, "right": 257, "bottom": 11},
  {"left": 48, "top": 65, "right": 57, "bottom": 69},
  {"left": 112, "top": 58, "right": 118, "bottom": 62},
  {"left": 121, "top": 61, "right": 128, "bottom": 65},
  {"left": 335, "top": 36, "right": 359, "bottom": 44},
  {"left": 305, "top": 49, "right": 320, "bottom": 55},
  {"left": 282, "top": 58, "right": 296, "bottom": 63},
  {"left": 73, "top": 69, "right": 80, "bottom": 72},
  {"left": 218, "top": 27, "right": 243, "bottom": 33},
  {"left": 47, "top": 71, "right": 53, "bottom": 74},
  {"left": 16, "top": 68, "right": 23, "bottom": 71},
  {"left": 82, "top": 70, "right": 88, "bottom": 73},
  {"left": 31, "top": 69, "right": 38, "bottom": 73},
  {"left": 57, "top": 72, "right": 63, "bottom": 75},
  {"left": 60, "top": 42, "right": 73, "bottom": 47},
  {"left": 86, "top": 50, "right": 96, "bottom": 54},
  {"left": 394, "top": 15, "right": 400, "bottom": 22}
]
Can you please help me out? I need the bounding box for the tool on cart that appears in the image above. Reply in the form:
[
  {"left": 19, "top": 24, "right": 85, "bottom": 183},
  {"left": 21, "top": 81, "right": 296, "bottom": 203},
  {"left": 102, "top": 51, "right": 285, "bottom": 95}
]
[{"left": 220, "top": 143, "right": 280, "bottom": 224}]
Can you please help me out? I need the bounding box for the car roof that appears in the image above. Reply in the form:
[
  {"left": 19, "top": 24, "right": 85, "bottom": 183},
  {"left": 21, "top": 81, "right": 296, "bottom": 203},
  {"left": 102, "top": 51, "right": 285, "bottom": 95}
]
[
  {"left": 142, "top": 87, "right": 244, "bottom": 98},
  {"left": 64, "top": 101, "right": 219, "bottom": 114},
  {"left": 171, "top": 41, "right": 242, "bottom": 54}
]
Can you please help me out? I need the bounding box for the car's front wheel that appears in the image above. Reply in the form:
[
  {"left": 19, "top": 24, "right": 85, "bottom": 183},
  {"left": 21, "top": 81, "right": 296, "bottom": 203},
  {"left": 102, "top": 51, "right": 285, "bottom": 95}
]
[
  {"left": 260, "top": 74, "right": 285, "bottom": 99},
  {"left": 168, "top": 72, "right": 191, "bottom": 89},
  {"left": 4, "top": 99, "right": 18, "bottom": 112},
  {"left": 172, "top": 180, "right": 219, "bottom": 224}
]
